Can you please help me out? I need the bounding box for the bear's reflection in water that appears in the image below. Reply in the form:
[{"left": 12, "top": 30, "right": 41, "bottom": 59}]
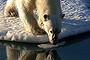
[{"left": 6, "top": 46, "right": 61, "bottom": 60}]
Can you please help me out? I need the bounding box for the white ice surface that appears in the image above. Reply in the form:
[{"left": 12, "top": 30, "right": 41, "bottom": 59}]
[{"left": 0, "top": 0, "right": 90, "bottom": 44}]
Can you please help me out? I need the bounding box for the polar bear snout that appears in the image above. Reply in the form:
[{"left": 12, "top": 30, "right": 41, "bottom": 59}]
[
  {"left": 43, "top": 15, "right": 61, "bottom": 45},
  {"left": 44, "top": 27, "right": 58, "bottom": 45},
  {"left": 50, "top": 32, "right": 58, "bottom": 45},
  {"left": 49, "top": 29, "right": 60, "bottom": 45}
]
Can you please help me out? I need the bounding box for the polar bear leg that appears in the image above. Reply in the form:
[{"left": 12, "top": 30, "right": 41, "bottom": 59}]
[
  {"left": 16, "top": 0, "right": 45, "bottom": 35},
  {"left": 4, "top": 0, "right": 18, "bottom": 17}
]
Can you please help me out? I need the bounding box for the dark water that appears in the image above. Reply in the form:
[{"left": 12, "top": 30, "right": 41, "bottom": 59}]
[{"left": 0, "top": 32, "right": 90, "bottom": 60}]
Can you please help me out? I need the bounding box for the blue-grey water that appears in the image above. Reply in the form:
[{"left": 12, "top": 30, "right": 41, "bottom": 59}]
[{"left": 0, "top": 32, "right": 90, "bottom": 60}]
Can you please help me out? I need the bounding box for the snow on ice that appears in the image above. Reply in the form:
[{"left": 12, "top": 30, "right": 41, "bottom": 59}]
[{"left": 0, "top": 0, "right": 90, "bottom": 45}]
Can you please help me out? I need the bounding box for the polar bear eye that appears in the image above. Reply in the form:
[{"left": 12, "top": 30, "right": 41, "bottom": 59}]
[{"left": 44, "top": 14, "right": 49, "bottom": 21}]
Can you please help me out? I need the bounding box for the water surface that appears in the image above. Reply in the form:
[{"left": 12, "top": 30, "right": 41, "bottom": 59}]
[{"left": 0, "top": 32, "right": 90, "bottom": 60}]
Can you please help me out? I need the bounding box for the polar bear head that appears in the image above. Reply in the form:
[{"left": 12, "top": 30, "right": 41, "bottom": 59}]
[
  {"left": 36, "top": 0, "right": 64, "bottom": 45},
  {"left": 42, "top": 14, "right": 64, "bottom": 45}
]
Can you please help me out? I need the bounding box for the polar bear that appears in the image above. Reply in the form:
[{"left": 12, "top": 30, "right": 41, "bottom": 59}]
[{"left": 4, "top": 0, "right": 64, "bottom": 45}]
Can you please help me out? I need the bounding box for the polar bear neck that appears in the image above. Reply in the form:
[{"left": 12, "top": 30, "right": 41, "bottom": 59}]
[
  {"left": 36, "top": 0, "right": 62, "bottom": 15},
  {"left": 46, "top": 0, "right": 61, "bottom": 14}
]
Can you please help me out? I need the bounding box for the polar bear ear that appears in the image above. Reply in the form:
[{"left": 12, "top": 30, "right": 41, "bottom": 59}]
[
  {"left": 44, "top": 14, "right": 49, "bottom": 21},
  {"left": 60, "top": 14, "right": 65, "bottom": 19}
]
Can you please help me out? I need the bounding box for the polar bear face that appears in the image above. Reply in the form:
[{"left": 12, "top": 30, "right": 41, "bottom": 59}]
[
  {"left": 36, "top": 0, "right": 63, "bottom": 44},
  {"left": 43, "top": 14, "right": 62, "bottom": 45}
]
